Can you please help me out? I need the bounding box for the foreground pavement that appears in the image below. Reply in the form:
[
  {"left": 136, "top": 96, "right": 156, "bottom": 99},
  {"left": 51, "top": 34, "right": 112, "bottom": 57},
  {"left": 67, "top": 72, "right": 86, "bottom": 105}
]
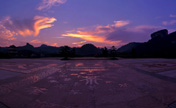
[{"left": 0, "top": 58, "right": 176, "bottom": 108}]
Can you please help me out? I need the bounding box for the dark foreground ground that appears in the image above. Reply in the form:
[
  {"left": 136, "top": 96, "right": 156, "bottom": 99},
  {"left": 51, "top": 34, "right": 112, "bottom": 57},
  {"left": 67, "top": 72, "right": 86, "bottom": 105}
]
[{"left": 0, "top": 58, "right": 176, "bottom": 108}]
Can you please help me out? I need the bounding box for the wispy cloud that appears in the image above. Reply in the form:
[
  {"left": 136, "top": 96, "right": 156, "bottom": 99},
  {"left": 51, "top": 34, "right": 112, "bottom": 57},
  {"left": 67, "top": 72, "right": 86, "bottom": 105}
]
[
  {"left": 55, "top": 36, "right": 65, "bottom": 38},
  {"left": 0, "top": 16, "right": 56, "bottom": 46},
  {"left": 50, "top": 43, "right": 58, "bottom": 46},
  {"left": 0, "top": 25, "right": 16, "bottom": 41},
  {"left": 72, "top": 41, "right": 87, "bottom": 45},
  {"left": 170, "top": 14, "right": 176, "bottom": 18},
  {"left": 0, "top": 18, "right": 17, "bottom": 46},
  {"left": 30, "top": 39, "right": 44, "bottom": 44},
  {"left": 1, "top": 16, "right": 56, "bottom": 37},
  {"left": 162, "top": 20, "right": 176, "bottom": 25},
  {"left": 62, "top": 31, "right": 121, "bottom": 45},
  {"left": 33, "top": 16, "right": 57, "bottom": 36},
  {"left": 62, "top": 21, "right": 129, "bottom": 46},
  {"left": 96, "top": 21, "right": 130, "bottom": 33},
  {"left": 37, "top": 0, "right": 67, "bottom": 10},
  {"left": 62, "top": 20, "right": 161, "bottom": 47},
  {"left": 106, "top": 25, "right": 161, "bottom": 42}
]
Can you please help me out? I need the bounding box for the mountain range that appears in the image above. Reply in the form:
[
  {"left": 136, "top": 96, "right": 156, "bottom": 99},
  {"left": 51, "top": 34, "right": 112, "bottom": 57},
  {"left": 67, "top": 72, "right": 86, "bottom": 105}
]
[{"left": 0, "top": 43, "right": 103, "bottom": 58}]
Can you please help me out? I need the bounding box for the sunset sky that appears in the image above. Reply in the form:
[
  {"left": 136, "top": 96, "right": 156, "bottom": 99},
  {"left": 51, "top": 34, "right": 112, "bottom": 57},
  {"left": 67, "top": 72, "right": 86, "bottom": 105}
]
[{"left": 0, "top": 0, "right": 176, "bottom": 47}]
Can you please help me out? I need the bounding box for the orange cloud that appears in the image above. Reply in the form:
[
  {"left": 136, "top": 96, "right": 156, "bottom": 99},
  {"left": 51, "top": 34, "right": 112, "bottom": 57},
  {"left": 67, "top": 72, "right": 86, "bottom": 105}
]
[
  {"left": 55, "top": 36, "right": 65, "bottom": 38},
  {"left": 0, "top": 25, "right": 16, "bottom": 40},
  {"left": 72, "top": 41, "right": 87, "bottom": 44},
  {"left": 0, "top": 16, "right": 57, "bottom": 46},
  {"left": 62, "top": 21, "right": 127, "bottom": 46},
  {"left": 114, "top": 21, "right": 130, "bottom": 27},
  {"left": 30, "top": 39, "right": 43, "bottom": 44},
  {"left": 2, "top": 16, "right": 57, "bottom": 37},
  {"left": 62, "top": 31, "right": 121, "bottom": 45},
  {"left": 18, "top": 29, "right": 34, "bottom": 36},
  {"left": 37, "top": 0, "right": 67, "bottom": 10},
  {"left": 50, "top": 43, "right": 58, "bottom": 47},
  {"left": 33, "top": 16, "right": 57, "bottom": 36},
  {"left": 0, "top": 21, "right": 17, "bottom": 46}
]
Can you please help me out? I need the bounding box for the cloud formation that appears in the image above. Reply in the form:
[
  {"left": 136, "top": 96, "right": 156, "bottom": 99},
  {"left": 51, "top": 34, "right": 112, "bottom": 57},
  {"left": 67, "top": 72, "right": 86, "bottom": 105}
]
[
  {"left": 62, "top": 20, "right": 161, "bottom": 47},
  {"left": 33, "top": 16, "right": 57, "bottom": 36},
  {"left": 62, "top": 31, "right": 121, "bottom": 45},
  {"left": 170, "top": 14, "right": 176, "bottom": 18},
  {"left": 50, "top": 43, "right": 58, "bottom": 46},
  {"left": 106, "top": 25, "right": 161, "bottom": 42},
  {"left": 37, "top": 0, "right": 67, "bottom": 10},
  {"left": 0, "top": 18, "right": 17, "bottom": 46},
  {"left": 96, "top": 21, "right": 130, "bottom": 33},
  {"left": 1, "top": 16, "right": 56, "bottom": 37},
  {"left": 162, "top": 20, "right": 176, "bottom": 25},
  {"left": 0, "top": 25, "right": 16, "bottom": 41},
  {"left": 72, "top": 41, "right": 87, "bottom": 45},
  {"left": 0, "top": 16, "right": 56, "bottom": 46},
  {"left": 62, "top": 21, "right": 130, "bottom": 46}
]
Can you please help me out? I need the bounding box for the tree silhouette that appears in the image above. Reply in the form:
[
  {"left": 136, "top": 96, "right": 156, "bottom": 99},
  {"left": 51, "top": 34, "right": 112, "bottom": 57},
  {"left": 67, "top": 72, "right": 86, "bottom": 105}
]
[
  {"left": 110, "top": 46, "right": 117, "bottom": 60},
  {"left": 71, "top": 48, "right": 76, "bottom": 57},
  {"left": 102, "top": 47, "right": 108, "bottom": 57},
  {"left": 60, "top": 46, "right": 70, "bottom": 60},
  {"left": 8, "top": 45, "right": 17, "bottom": 58}
]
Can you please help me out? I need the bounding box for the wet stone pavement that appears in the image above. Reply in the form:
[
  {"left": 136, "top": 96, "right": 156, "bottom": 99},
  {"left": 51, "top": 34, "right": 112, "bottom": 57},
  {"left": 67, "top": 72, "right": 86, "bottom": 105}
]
[{"left": 0, "top": 58, "right": 176, "bottom": 108}]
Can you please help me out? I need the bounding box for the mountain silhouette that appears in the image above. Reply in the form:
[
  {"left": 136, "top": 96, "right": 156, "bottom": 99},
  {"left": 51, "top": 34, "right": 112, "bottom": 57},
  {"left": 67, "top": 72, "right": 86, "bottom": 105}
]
[
  {"left": 0, "top": 43, "right": 102, "bottom": 58},
  {"left": 74, "top": 44, "right": 101, "bottom": 56},
  {"left": 37, "top": 44, "right": 59, "bottom": 54},
  {"left": 117, "top": 29, "right": 176, "bottom": 58}
]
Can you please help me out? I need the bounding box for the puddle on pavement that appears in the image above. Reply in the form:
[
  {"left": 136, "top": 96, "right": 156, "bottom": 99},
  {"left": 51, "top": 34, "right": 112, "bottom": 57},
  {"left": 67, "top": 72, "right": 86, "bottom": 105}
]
[
  {"left": 57, "top": 62, "right": 129, "bottom": 91},
  {"left": 75, "top": 63, "right": 84, "bottom": 67},
  {"left": 27, "top": 86, "right": 48, "bottom": 95},
  {"left": 63, "top": 62, "right": 108, "bottom": 87},
  {"left": 0, "top": 62, "right": 58, "bottom": 73},
  {"left": 0, "top": 61, "right": 124, "bottom": 95},
  {"left": 0, "top": 65, "right": 61, "bottom": 94}
]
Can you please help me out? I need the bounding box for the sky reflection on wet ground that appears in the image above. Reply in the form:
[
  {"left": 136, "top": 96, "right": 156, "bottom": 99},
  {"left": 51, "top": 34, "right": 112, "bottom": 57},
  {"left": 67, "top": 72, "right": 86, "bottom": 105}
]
[{"left": 0, "top": 59, "right": 176, "bottom": 108}]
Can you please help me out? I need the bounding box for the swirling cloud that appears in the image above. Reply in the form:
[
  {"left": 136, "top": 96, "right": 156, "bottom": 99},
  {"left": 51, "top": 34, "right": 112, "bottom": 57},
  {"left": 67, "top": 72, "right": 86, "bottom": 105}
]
[
  {"left": 37, "top": 0, "right": 67, "bottom": 10},
  {"left": 33, "top": 16, "right": 57, "bottom": 36}
]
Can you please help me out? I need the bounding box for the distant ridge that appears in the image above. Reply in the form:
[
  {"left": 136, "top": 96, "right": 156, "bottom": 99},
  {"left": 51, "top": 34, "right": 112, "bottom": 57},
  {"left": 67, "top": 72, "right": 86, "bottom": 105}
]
[{"left": 0, "top": 43, "right": 102, "bottom": 58}]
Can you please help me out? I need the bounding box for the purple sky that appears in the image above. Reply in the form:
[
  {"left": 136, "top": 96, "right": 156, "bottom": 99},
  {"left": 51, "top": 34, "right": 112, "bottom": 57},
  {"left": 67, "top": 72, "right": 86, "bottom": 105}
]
[{"left": 0, "top": 0, "right": 176, "bottom": 47}]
